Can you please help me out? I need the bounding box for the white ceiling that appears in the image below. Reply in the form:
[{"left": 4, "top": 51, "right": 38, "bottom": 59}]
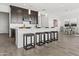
[{"left": 9, "top": 3, "right": 79, "bottom": 17}]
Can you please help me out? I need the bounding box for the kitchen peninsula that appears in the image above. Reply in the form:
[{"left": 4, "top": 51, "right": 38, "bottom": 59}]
[{"left": 15, "top": 27, "right": 58, "bottom": 48}]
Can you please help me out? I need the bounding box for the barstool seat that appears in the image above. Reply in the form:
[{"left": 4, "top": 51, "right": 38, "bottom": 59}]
[{"left": 23, "top": 33, "right": 35, "bottom": 50}]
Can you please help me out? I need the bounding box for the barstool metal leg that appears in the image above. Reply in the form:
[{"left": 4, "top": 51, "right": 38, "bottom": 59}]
[
  {"left": 23, "top": 35, "right": 25, "bottom": 47},
  {"left": 56, "top": 32, "right": 58, "bottom": 41},
  {"left": 34, "top": 35, "right": 35, "bottom": 47},
  {"left": 26, "top": 35, "right": 27, "bottom": 48},
  {"left": 50, "top": 32, "right": 53, "bottom": 42},
  {"left": 43, "top": 33, "right": 45, "bottom": 44},
  {"left": 53, "top": 32, "right": 55, "bottom": 41},
  {"left": 30, "top": 36, "right": 32, "bottom": 45}
]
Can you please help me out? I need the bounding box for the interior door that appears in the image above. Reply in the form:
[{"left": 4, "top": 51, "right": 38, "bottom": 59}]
[{"left": 0, "top": 12, "right": 9, "bottom": 33}]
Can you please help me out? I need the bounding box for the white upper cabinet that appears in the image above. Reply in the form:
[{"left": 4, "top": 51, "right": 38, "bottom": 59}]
[
  {"left": 38, "top": 12, "right": 49, "bottom": 27},
  {"left": 0, "top": 4, "right": 10, "bottom": 13}
]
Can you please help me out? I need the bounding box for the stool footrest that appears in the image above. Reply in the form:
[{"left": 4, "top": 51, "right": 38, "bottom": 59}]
[
  {"left": 24, "top": 45, "right": 35, "bottom": 50},
  {"left": 49, "top": 40, "right": 53, "bottom": 42},
  {"left": 45, "top": 40, "right": 50, "bottom": 43},
  {"left": 36, "top": 42, "right": 45, "bottom": 46}
]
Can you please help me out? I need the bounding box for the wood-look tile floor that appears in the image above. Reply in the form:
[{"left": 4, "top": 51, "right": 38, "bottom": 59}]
[{"left": 0, "top": 34, "right": 79, "bottom": 56}]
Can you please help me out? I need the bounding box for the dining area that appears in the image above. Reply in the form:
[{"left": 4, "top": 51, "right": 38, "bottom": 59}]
[
  {"left": 60, "top": 18, "right": 78, "bottom": 35},
  {"left": 64, "top": 23, "right": 77, "bottom": 35}
]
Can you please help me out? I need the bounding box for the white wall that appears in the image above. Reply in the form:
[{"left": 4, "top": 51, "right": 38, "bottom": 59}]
[
  {"left": 38, "top": 12, "right": 49, "bottom": 27},
  {"left": 48, "top": 15, "right": 61, "bottom": 31},
  {"left": 0, "top": 4, "right": 10, "bottom": 13},
  {"left": 58, "top": 8, "right": 79, "bottom": 26},
  {"left": 0, "top": 12, "right": 9, "bottom": 33}
]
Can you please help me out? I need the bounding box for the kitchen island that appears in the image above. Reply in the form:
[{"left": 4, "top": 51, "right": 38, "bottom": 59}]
[{"left": 15, "top": 27, "right": 58, "bottom": 48}]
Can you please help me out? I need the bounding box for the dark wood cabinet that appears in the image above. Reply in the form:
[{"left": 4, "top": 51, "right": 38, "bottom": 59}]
[{"left": 10, "top": 5, "right": 38, "bottom": 24}]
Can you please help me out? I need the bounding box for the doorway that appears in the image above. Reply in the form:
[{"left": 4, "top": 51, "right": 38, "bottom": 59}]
[{"left": 0, "top": 12, "right": 9, "bottom": 34}]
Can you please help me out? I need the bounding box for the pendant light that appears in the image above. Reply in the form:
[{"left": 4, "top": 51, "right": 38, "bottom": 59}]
[
  {"left": 28, "top": 6, "right": 32, "bottom": 24},
  {"left": 28, "top": 9, "right": 31, "bottom": 15},
  {"left": 28, "top": 5, "right": 32, "bottom": 15},
  {"left": 38, "top": 12, "right": 41, "bottom": 16}
]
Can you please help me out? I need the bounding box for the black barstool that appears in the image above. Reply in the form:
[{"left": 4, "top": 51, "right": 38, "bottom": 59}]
[
  {"left": 23, "top": 33, "right": 35, "bottom": 50},
  {"left": 50, "top": 31, "right": 58, "bottom": 41},
  {"left": 54, "top": 31, "right": 58, "bottom": 41},
  {"left": 36, "top": 32, "right": 45, "bottom": 46},
  {"left": 49, "top": 32, "right": 53, "bottom": 42},
  {"left": 44, "top": 32, "right": 50, "bottom": 43}
]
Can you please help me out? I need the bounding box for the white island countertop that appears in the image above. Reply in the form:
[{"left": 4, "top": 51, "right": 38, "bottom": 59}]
[{"left": 15, "top": 27, "right": 59, "bottom": 48}]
